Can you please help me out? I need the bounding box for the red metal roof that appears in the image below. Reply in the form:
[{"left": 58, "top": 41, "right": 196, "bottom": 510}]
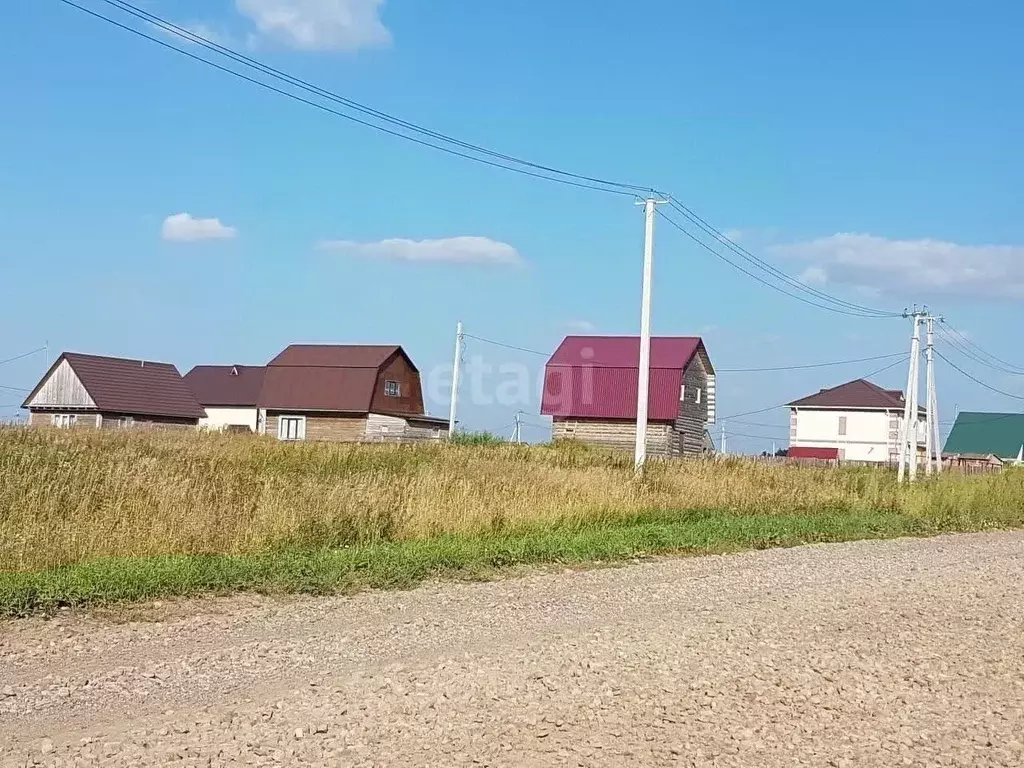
[
  {"left": 268, "top": 344, "right": 404, "bottom": 369},
  {"left": 24, "top": 352, "right": 205, "bottom": 419},
  {"left": 546, "top": 336, "right": 704, "bottom": 369},
  {"left": 184, "top": 365, "right": 266, "bottom": 407},
  {"left": 789, "top": 379, "right": 908, "bottom": 410},
  {"left": 788, "top": 446, "right": 840, "bottom": 460},
  {"left": 541, "top": 336, "right": 709, "bottom": 422}
]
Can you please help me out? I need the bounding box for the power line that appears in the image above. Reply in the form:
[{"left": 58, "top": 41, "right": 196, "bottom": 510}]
[
  {"left": 462, "top": 334, "right": 549, "bottom": 357},
  {"left": 934, "top": 349, "right": 1024, "bottom": 402},
  {"left": 723, "top": 430, "right": 788, "bottom": 442},
  {"left": 659, "top": 199, "right": 902, "bottom": 319},
  {"left": 0, "top": 347, "right": 46, "bottom": 367},
  {"left": 54, "top": 0, "right": 646, "bottom": 198},
  {"left": 655, "top": 210, "right": 898, "bottom": 318},
  {"left": 939, "top": 321, "right": 1024, "bottom": 375},
  {"left": 0, "top": 384, "right": 30, "bottom": 393},
  {"left": 717, "top": 355, "right": 909, "bottom": 422},
  {"left": 718, "top": 351, "right": 905, "bottom": 373}
]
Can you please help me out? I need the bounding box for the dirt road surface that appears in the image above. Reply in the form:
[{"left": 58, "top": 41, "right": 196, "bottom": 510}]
[{"left": 2, "top": 532, "right": 1023, "bottom": 767}]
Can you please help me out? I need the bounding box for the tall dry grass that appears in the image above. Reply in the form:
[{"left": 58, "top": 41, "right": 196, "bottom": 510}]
[{"left": 2, "top": 426, "right": 1022, "bottom": 572}]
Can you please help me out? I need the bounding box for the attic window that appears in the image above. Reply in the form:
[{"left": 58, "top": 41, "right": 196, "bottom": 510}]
[
  {"left": 385, "top": 380, "right": 401, "bottom": 397},
  {"left": 230, "top": 366, "right": 239, "bottom": 376},
  {"left": 696, "top": 388, "right": 702, "bottom": 404}
]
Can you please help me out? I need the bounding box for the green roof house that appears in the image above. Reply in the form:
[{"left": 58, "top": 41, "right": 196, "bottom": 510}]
[{"left": 943, "top": 412, "right": 1024, "bottom": 466}]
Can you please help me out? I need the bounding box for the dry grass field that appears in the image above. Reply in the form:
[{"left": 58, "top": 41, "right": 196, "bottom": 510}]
[{"left": 1, "top": 426, "right": 1021, "bottom": 614}]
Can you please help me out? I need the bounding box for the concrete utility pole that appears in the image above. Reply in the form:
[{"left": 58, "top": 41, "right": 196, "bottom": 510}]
[
  {"left": 898, "top": 311, "right": 923, "bottom": 483},
  {"left": 510, "top": 411, "right": 523, "bottom": 444},
  {"left": 925, "top": 315, "right": 943, "bottom": 475},
  {"left": 448, "top": 321, "right": 463, "bottom": 438},
  {"left": 634, "top": 197, "right": 668, "bottom": 473}
]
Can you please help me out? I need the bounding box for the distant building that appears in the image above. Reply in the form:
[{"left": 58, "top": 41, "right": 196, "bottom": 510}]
[
  {"left": 541, "top": 336, "right": 715, "bottom": 458},
  {"left": 943, "top": 412, "right": 1024, "bottom": 468},
  {"left": 22, "top": 352, "right": 204, "bottom": 429},
  {"left": 787, "top": 378, "right": 925, "bottom": 463},
  {"left": 184, "top": 364, "right": 266, "bottom": 432},
  {"left": 255, "top": 344, "right": 449, "bottom": 443}
]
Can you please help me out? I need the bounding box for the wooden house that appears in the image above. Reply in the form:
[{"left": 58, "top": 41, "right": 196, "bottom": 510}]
[
  {"left": 540, "top": 336, "right": 715, "bottom": 458},
  {"left": 22, "top": 352, "right": 205, "bottom": 428},
  {"left": 255, "top": 344, "right": 449, "bottom": 442}
]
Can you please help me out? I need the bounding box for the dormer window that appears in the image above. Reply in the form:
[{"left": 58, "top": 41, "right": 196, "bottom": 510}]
[{"left": 384, "top": 380, "right": 401, "bottom": 397}]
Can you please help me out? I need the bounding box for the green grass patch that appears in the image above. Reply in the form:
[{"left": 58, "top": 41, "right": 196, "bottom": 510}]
[{"left": 0, "top": 507, "right": 996, "bottom": 618}]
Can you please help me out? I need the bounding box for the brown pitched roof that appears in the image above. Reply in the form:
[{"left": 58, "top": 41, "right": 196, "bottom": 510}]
[
  {"left": 268, "top": 344, "right": 407, "bottom": 370},
  {"left": 257, "top": 344, "right": 409, "bottom": 412},
  {"left": 789, "top": 378, "right": 909, "bottom": 410},
  {"left": 184, "top": 365, "right": 266, "bottom": 407},
  {"left": 23, "top": 352, "right": 205, "bottom": 419},
  {"left": 259, "top": 366, "right": 380, "bottom": 411}
]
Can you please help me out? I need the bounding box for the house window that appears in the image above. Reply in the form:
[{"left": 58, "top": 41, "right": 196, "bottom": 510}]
[
  {"left": 679, "top": 385, "right": 686, "bottom": 401},
  {"left": 51, "top": 414, "right": 77, "bottom": 428},
  {"left": 696, "top": 388, "right": 702, "bottom": 404},
  {"left": 119, "top": 416, "right": 133, "bottom": 429},
  {"left": 384, "top": 380, "right": 401, "bottom": 397},
  {"left": 838, "top": 416, "right": 848, "bottom": 436},
  {"left": 278, "top": 415, "right": 306, "bottom": 441}
]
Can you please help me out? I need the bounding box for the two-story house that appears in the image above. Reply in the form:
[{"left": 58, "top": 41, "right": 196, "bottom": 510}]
[{"left": 788, "top": 378, "right": 925, "bottom": 463}]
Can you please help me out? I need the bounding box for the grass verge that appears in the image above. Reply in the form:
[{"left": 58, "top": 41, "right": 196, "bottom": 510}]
[{"left": 0, "top": 508, "right": 996, "bottom": 618}]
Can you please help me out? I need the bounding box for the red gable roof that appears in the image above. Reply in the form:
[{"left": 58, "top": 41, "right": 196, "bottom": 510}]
[
  {"left": 268, "top": 344, "right": 405, "bottom": 369},
  {"left": 24, "top": 352, "right": 205, "bottom": 419},
  {"left": 541, "top": 336, "right": 709, "bottom": 422},
  {"left": 789, "top": 378, "right": 909, "bottom": 410},
  {"left": 184, "top": 365, "right": 266, "bottom": 407},
  {"left": 257, "top": 344, "right": 411, "bottom": 413}
]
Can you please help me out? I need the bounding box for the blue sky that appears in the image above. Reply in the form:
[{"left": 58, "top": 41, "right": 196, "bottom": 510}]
[{"left": 2, "top": 0, "right": 1023, "bottom": 449}]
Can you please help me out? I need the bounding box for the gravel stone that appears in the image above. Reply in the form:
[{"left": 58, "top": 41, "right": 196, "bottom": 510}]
[{"left": 1, "top": 531, "right": 1023, "bottom": 767}]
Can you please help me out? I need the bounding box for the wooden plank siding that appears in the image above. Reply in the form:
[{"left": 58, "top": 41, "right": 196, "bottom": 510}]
[
  {"left": 28, "top": 410, "right": 101, "bottom": 428},
  {"left": 265, "top": 411, "right": 367, "bottom": 443},
  {"left": 552, "top": 418, "right": 676, "bottom": 457},
  {"left": 26, "top": 359, "right": 95, "bottom": 408},
  {"left": 676, "top": 352, "right": 711, "bottom": 457}
]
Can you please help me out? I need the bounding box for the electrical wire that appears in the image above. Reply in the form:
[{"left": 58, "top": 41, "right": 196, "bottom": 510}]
[
  {"left": 934, "top": 349, "right": 1024, "bottom": 401},
  {"left": 655, "top": 210, "right": 897, "bottom": 318},
  {"left": 717, "top": 351, "right": 905, "bottom": 373},
  {"left": 659, "top": 199, "right": 902, "bottom": 319},
  {"left": 716, "top": 355, "right": 909, "bottom": 422},
  {"left": 939, "top": 321, "right": 1024, "bottom": 375},
  {"left": 0, "top": 384, "right": 30, "bottom": 393},
  {"left": 54, "top": 0, "right": 646, "bottom": 198},
  {"left": 462, "top": 334, "right": 549, "bottom": 356},
  {"left": 0, "top": 347, "right": 46, "bottom": 367}
]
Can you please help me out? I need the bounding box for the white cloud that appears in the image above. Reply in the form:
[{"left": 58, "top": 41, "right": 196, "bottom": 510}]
[
  {"left": 161, "top": 213, "right": 237, "bottom": 243},
  {"left": 771, "top": 233, "right": 1024, "bottom": 300},
  {"left": 235, "top": 0, "right": 390, "bottom": 51},
  {"left": 722, "top": 229, "right": 745, "bottom": 243},
  {"left": 566, "top": 319, "right": 596, "bottom": 333},
  {"left": 317, "top": 236, "right": 524, "bottom": 266}
]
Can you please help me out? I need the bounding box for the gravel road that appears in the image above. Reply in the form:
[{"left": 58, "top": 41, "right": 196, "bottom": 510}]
[{"left": 2, "top": 531, "right": 1023, "bottom": 767}]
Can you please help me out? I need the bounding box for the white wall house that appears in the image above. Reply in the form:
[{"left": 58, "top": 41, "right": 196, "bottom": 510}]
[
  {"left": 199, "top": 406, "right": 260, "bottom": 432},
  {"left": 183, "top": 365, "right": 266, "bottom": 433},
  {"left": 788, "top": 378, "right": 926, "bottom": 464}
]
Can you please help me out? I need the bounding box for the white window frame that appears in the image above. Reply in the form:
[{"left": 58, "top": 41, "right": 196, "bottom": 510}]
[
  {"left": 838, "top": 416, "right": 848, "bottom": 436},
  {"left": 278, "top": 415, "right": 307, "bottom": 441},
  {"left": 696, "top": 388, "right": 702, "bottom": 404},
  {"left": 679, "top": 385, "right": 686, "bottom": 401},
  {"left": 51, "top": 414, "right": 77, "bottom": 428},
  {"left": 384, "top": 380, "right": 401, "bottom": 397}
]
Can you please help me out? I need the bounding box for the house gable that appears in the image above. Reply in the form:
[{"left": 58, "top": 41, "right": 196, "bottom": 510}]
[
  {"left": 369, "top": 350, "right": 425, "bottom": 416},
  {"left": 25, "top": 358, "right": 96, "bottom": 409}
]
